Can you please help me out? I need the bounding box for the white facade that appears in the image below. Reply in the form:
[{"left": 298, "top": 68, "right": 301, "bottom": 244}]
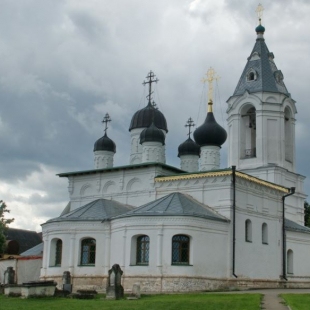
[{"left": 40, "top": 19, "right": 310, "bottom": 293}]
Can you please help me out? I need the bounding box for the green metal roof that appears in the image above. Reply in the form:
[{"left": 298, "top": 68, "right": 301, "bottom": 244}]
[{"left": 57, "top": 162, "right": 185, "bottom": 177}]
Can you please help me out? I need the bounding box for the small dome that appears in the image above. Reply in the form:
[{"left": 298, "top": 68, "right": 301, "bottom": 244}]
[
  {"left": 94, "top": 133, "right": 116, "bottom": 153},
  {"left": 255, "top": 24, "right": 265, "bottom": 33},
  {"left": 140, "top": 123, "right": 165, "bottom": 145},
  {"left": 193, "top": 112, "right": 227, "bottom": 147},
  {"left": 129, "top": 102, "right": 168, "bottom": 132},
  {"left": 178, "top": 137, "right": 200, "bottom": 157}
]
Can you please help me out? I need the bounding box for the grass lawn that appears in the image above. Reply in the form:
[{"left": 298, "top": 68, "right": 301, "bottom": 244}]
[
  {"left": 0, "top": 293, "right": 261, "bottom": 310},
  {"left": 281, "top": 294, "right": 310, "bottom": 310}
]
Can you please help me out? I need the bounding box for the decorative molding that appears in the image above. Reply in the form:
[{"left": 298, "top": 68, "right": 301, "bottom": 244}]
[{"left": 155, "top": 170, "right": 289, "bottom": 193}]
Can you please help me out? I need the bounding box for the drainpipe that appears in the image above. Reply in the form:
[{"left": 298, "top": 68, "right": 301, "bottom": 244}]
[
  {"left": 282, "top": 187, "right": 295, "bottom": 281},
  {"left": 232, "top": 166, "right": 237, "bottom": 278}
]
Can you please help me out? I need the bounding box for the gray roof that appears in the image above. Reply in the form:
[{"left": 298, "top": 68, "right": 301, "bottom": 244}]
[
  {"left": 45, "top": 199, "right": 133, "bottom": 223},
  {"left": 285, "top": 219, "right": 310, "bottom": 234},
  {"left": 20, "top": 242, "right": 43, "bottom": 257},
  {"left": 6, "top": 228, "right": 42, "bottom": 254},
  {"left": 114, "top": 192, "right": 229, "bottom": 222},
  {"left": 233, "top": 34, "right": 289, "bottom": 96}
]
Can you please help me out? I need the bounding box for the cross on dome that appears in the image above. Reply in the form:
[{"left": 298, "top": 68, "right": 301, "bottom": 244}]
[
  {"left": 201, "top": 67, "right": 220, "bottom": 113},
  {"left": 102, "top": 113, "right": 111, "bottom": 135},
  {"left": 256, "top": 3, "right": 264, "bottom": 24},
  {"left": 142, "top": 70, "right": 159, "bottom": 104},
  {"left": 185, "top": 117, "right": 195, "bottom": 138}
]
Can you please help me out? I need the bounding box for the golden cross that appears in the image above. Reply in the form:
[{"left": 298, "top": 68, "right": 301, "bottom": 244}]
[
  {"left": 256, "top": 4, "right": 264, "bottom": 24},
  {"left": 202, "top": 67, "right": 220, "bottom": 112}
]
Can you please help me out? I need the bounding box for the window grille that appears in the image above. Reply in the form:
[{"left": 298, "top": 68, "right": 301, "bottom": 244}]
[
  {"left": 172, "top": 235, "right": 189, "bottom": 265},
  {"left": 55, "top": 239, "right": 62, "bottom": 266},
  {"left": 136, "top": 235, "right": 149, "bottom": 265},
  {"left": 80, "top": 238, "right": 96, "bottom": 265}
]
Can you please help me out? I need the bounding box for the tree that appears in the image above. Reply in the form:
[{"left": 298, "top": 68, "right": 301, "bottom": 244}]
[
  {"left": 0, "top": 200, "right": 14, "bottom": 254},
  {"left": 304, "top": 201, "right": 310, "bottom": 228}
]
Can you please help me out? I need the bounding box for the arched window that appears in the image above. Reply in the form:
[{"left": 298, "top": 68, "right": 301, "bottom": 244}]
[
  {"left": 247, "top": 69, "right": 257, "bottom": 81},
  {"left": 287, "top": 249, "right": 293, "bottom": 274},
  {"left": 80, "top": 238, "right": 96, "bottom": 265},
  {"left": 262, "top": 223, "right": 268, "bottom": 244},
  {"left": 49, "top": 238, "right": 62, "bottom": 267},
  {"left": 136, "top": 235, "right": 149, "bottom": 265},
  {"left": 241, "top": 106, "right": 256, "bottom": 159},
  {"left": 245, "top": 220, "right": 252, "bottom": 242},
  {"left": 55, "top": 239, "right": 62, "bottom": 266},
  {"left": 284, "top": 107, "right": 293, "bottom": 162},
  {"left": 172, "top": 235, "right": 190, "bottom": 265}
]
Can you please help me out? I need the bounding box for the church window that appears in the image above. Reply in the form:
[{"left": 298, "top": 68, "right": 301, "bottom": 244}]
[
  {"left": 246, "top": 69, "right": 257, "bottom": 81},
  {"left": 245, "top": 220, "right": 252, "bottom": 242},
  {"left": 136, "top": 235, "right": 150, "bottom": 265},
  {"left": 262, "top": 223, "right": 268, "bottom": 244},
  {"left": 284, "top": 107, "right": 293, "bottom": 162},
  {"left": 287, "top": 249, "right": 293, "bottom": 274},
  {"left": 172, "top": 235, "right": 190, "bottom": 265},
  {"left": 241, "top": 105, "right": 256, "bottom": 159},
  {"left": 55, "top": 239, "right": 62, "bottom": 266},
  {"left": 49, "top": 238, "right": 63, "bottom": 267},
  {"left": 80, "top": 238, "right": 96, "bottom": 265}
]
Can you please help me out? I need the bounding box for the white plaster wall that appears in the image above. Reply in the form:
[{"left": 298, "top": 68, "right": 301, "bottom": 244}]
[
  {"left": 200, "top": 146, "right": 220, "bottom": 171},
  {"left": 142, "top": 141, "right": 165, "bottom": 164},
  {"left": 110, "top": 216, "right": 229, "bottom": 279},
  {"left": 227, "top": 92, "right": 296, "bottom": 173},
  {"left": 234, "top": 178, "right": 283, "bottom": 279},
  {"left": 94, "top": 150, "right": 114, "bottom": 169},
  {"left": 41, "top": 221, "right": 108, "bottom": 279},
  {"left": 65, "top": 165, "right": 177, "bottom": 211},
  {"left": 286, "top": 231, "right": 310, "bottom": 278},
  {"left": 179, "top": 155, "right": 199, "bottom": 172}
]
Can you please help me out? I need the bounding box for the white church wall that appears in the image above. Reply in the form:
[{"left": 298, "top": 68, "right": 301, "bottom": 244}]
[
  {"left": 155, "top": 175, "right": 232, "bottom": 219},
  {"left": 64, "top": 165, "right": 180, "bottom": 211},
  {"left": 234, "top": 179, "right": 283, "bottom": 279},
  {"left": 286, "top": 231, "right": 310, "bottom": 279},
  {"left": 110, "top": 217, "right": 229, "bottom": 280}
]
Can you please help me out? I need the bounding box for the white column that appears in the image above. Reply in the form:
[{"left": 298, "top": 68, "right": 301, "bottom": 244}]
[
  {"left": 104, "top": 223, "right": 111, "bottom": 274},
  {"left": 156, "top": 226, "right": 163, "bottom": 267},
  {"left": 121, "top": 226, "right": 127, "bottom": 269},
  {"left": 41, "top": 234, "right": 49, "bottom": 277},
  {"left": 69, "top": 232, "right": 76, "bottom": 274}
]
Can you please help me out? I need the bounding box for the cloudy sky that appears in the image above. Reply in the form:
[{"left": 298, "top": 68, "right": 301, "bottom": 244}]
[{"left": 0, "top": 0, "right": 309, "bottom": 232}]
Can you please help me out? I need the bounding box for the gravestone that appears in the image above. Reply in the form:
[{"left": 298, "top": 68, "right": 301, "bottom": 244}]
[
  {"left": 62, "top": 271, "right": 72, "bottom": 293},
  {"left": 4, "top": 267, "right": 15, "bottom": 284},
  {"left": 106, "top": 264, "right": 124, "bottom": 300}
]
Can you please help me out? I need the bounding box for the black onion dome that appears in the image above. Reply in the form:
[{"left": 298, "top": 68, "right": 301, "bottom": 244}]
[
  {"left": 193, "top": 112, "right": 227, "bottom": 147},
  {"left": 94, "top": 133, "right": 116, "bottom": 153},
  {"left": 178, "top": 137, "right": 200, "bottom": 157},
  {"left": 140, "top": 122, "right": 165, "bottom": 145},
  {"left": 129, "top": 102, "right": 168, "bottom": 132}
]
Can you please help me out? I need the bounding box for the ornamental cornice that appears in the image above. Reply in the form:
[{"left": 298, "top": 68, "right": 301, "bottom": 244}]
[{"left": 155, "top": 170, "right": 288, "bottom": 193}]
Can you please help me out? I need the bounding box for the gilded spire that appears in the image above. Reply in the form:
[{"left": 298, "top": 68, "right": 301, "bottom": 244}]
[{"left": 202, "top": 67, "right": 220, "bottom": 113}]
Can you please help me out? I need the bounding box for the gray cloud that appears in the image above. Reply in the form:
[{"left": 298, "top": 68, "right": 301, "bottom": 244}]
[{"left": 0, "top": 0, "right": 309, "bottom": 231}]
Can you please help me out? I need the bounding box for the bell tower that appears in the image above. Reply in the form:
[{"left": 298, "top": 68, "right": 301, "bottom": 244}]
[{"left": 226, "top": 5, "right": 305, "bottom": 224}]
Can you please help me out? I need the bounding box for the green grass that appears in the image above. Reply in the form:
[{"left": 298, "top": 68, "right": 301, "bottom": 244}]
[
  {"left": 281, "top": 294, "right": 310, "bottom": 310},
  {"left": 0, "top": 293, "right": 261, "bottom": 310}
]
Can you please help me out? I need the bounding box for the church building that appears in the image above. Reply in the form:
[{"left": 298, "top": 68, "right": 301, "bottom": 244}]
[{"left": 40, "top": 10, "right": 310, "bottom": 292}]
